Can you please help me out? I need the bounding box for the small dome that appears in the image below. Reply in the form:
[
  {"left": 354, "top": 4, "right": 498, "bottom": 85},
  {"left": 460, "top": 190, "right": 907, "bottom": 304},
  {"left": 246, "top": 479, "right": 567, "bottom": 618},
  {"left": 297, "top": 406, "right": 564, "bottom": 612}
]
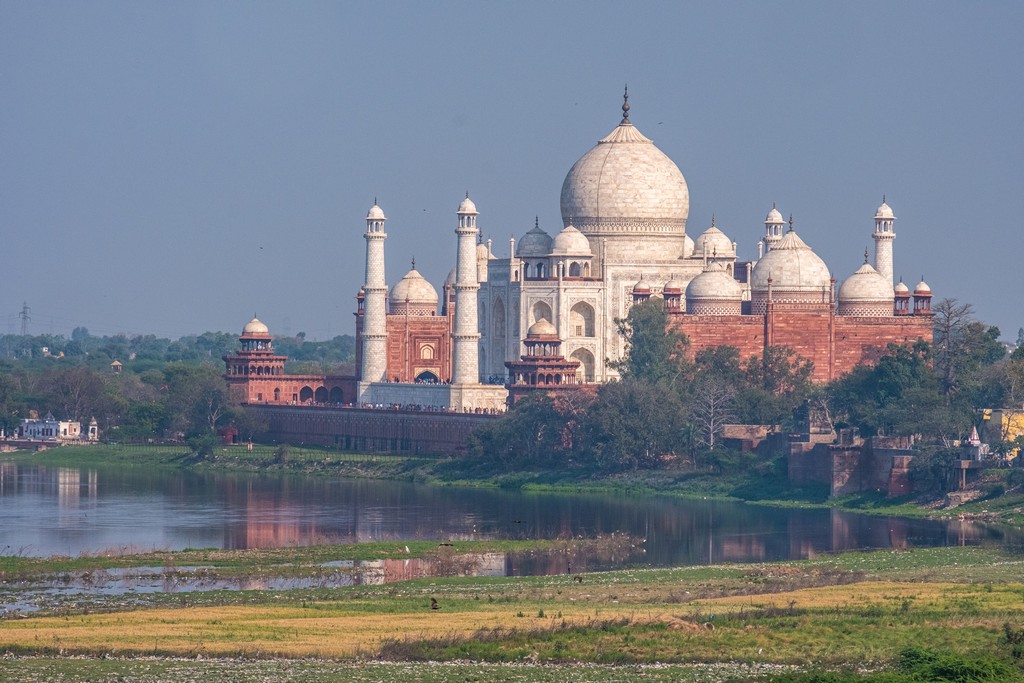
[
  {"left": 633, "top": 278, "right": 652, "bottom": 294},
  {"left": 527, "top": 318, "right": 558, "bottom": 338},
  {"left": 875, "top": 201, "right": 894, "bottom": 220},
  {"left": 765, "top": 206, "right": 784, "bottom": 224},
  {"left": 366, "top": 203, "right": 385, "bottom": 220},
  {"left": 551, "top": 224, "right": 592, "bottom": 255},
  {"left": 750, "top": 230, "right": 831, "bottom": 293},
  {"left": 242, "top": 317, "right": 270, "bottom": 336},
  {"left": 686, "top": 264, "right": 743, "bottom": 301},
  {"left": 914, "top": 279, "right": 931, "bottom": 295},
  {"left": 692, "top": 224, "right": 736, "bottom": 258},
  {"left": 445, "top": 268, "right": 456, "bottom": 287},
  {"left": 476, "top": 242, "right": 491, "bottom": 259},
  {"left": 516, "top": 222, "right": 553, "bottom": 257},
  {"left": 458, "top": 195, "right": 478, "bottom": 214},
  {"left": 390, "top": 268, "right": 439, "bottom": 305},
  {"left": 663, "top": 277, "right": 685, "bottom": 295},
  {"left": 895, "top": 280, "right": 910, "bottom": 295},
  {"left": 838, "top": 262, "right": 894, "bottom": 303}
]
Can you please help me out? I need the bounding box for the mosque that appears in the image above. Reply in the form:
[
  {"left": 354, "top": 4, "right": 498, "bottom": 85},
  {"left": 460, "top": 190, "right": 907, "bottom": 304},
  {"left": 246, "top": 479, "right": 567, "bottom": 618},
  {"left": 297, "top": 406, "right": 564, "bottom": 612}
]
[{"left": 227, "top": 91, "right": 934, "bottom": 412}]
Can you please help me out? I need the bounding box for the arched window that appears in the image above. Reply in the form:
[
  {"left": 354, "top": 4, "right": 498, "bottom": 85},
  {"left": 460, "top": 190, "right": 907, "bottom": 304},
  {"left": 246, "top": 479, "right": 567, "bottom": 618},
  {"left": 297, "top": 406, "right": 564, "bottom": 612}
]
[
  {"left": 493, "top": 297, "right": 506, "bottom": 339},
  {"left": 532, "top": 301, "right": 552, "bottom": 324},
  {"left": 570, "top": 302, "right": 595, "bottom": 337},
  {"left": 570, "top": 348, "right": 596, "bottom": 382},
  {"left": 299, "top": 386, "right": 314, "bottom": 402},
  {"left": 569, "top": 262, "right": 581, "bottom": 277},
  {"left": 273, "top": 388, "right": 280, "bottom": 401},
  {"left": 420, "top": 344, "right": 435, "bottom": 360}
]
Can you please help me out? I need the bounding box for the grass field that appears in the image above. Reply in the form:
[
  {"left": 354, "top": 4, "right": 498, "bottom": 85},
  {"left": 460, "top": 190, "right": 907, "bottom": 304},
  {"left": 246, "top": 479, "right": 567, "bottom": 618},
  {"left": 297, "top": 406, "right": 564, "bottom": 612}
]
[{"left": 1, "top": 545, "right": 1023, "bottom": 681}]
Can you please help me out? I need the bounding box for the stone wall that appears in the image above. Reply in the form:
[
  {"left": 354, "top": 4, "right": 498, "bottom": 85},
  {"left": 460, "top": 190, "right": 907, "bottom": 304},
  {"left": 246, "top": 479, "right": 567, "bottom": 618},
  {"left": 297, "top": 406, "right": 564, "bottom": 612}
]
[
  {"left": 787, "top": 437, "right": 917, "bottom": 497},
  {"left": 247, "top": 404, "right": 498, "bottom": 455}
]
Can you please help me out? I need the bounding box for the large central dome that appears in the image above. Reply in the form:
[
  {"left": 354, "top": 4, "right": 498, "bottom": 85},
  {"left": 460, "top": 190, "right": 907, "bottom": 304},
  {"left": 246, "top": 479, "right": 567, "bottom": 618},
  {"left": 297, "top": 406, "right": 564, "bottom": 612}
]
[{"left": 559, "top": 98, "right": 689, "bottom": 242}]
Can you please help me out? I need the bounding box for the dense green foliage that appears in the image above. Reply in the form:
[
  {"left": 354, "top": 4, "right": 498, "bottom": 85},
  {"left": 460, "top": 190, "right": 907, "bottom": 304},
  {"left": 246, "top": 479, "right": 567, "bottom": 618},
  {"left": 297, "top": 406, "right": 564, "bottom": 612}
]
[
  {"left": 0, "top": 328, "right": 354, "bottom": 439},
  {"left": 470, "top": 298, "right": 1019, "bottom": 488}
]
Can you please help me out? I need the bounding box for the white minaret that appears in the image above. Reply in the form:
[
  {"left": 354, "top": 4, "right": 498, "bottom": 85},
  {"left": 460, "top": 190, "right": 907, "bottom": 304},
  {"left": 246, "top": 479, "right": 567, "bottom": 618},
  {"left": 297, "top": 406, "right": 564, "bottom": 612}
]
[
  {"left": 873, "top": 197, "right": 895, "bottom": 285},
  {"left": 360, "top": 202, "right": 388, "bottom": 384},
  {"left": 452, "top": 194, "right": 480, "bottom": 385},
  {"left": 763, "top": 203, "right": 784, "bottom": 253}
]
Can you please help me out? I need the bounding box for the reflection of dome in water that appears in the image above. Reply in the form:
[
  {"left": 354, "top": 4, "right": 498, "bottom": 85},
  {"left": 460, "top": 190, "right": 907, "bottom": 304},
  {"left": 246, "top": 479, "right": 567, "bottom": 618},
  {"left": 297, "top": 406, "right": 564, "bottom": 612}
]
[{"left": 560, "top": 93, "right": 689, "bottom": 239}]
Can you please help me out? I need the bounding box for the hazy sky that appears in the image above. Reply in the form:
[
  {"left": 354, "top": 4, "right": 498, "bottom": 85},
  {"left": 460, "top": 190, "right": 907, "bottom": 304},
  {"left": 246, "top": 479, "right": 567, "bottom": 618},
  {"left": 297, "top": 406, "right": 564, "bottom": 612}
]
[{"left": 2, "top": 2, "right": 1022, "bottom": 341}]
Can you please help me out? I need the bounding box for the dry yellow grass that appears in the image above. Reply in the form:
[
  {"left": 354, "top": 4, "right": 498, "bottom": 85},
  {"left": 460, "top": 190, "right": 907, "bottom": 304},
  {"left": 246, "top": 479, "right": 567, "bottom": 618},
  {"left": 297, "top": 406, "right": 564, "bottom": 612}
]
[{"left": 0, "top": 603, "right": 639, "bottom": 658}]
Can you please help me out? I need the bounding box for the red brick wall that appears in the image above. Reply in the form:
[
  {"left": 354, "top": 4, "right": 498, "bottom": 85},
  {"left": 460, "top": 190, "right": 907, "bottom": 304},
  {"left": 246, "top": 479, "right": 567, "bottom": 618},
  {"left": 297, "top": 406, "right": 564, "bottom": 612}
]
[
  {"left": 672, "top": 307, "right": 933, "bottom": 383},
  {"left": 833, "top": 316, "right": 932, "bottom": 378}
]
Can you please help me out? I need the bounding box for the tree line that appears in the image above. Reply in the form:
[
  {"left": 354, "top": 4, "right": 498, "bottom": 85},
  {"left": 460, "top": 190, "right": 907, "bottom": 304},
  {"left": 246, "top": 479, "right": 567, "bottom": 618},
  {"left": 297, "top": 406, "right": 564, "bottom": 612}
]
[
  {"left": 468, "top": 298, "right": 1021, "bottom": 481},
  {"left": 0, "top": 328, "right": 355, "bottom": 450}
]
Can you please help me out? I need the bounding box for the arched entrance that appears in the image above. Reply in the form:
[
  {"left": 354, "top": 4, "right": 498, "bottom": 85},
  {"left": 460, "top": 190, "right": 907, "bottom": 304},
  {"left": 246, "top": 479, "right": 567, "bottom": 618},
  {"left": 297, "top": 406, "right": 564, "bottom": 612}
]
[
  {"left": 329, "top": 387, "right": 344, "bottom": 403},
  {"left": 299, "top": 386, "right": 314, "bottom": 402},
  {"left": 314, "top": 387, "right": 328, "bottom": 403},
  {"left": 415, "top": 370, "right": 440, "bottom": 383}
]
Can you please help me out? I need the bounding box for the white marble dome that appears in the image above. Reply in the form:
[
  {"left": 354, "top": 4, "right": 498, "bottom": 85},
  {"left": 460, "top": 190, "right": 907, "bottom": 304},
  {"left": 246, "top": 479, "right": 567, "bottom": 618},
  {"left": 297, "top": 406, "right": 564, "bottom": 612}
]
[
  {"left": 516, "top": 222, "right": 553, "bottom": 258},
  {"left": 914, "top": 279, "right": 931, "bottom": 295},
  {"left": 838, "top": 262, "right": 894, "bottom": 316},
  {"left": 560, "top": 118, "right": 689, "bottom": 238},
  {"left": 242, "top": 317, "right": 270, "bottom": 336},
  {"left": 686, "top": 264, "right": 743, "bottom": 300},
  {"left": 390, "top": 267, "right": 438, "bottom": 316},
  {"left": 750, "top": 230, "right": 832, "bottom": 313},
  {"left": 692, "top": 224, "right": 736, "bottom": 258},
  {"left": 765, "top": 206, "right": 784, "bottom": 224},
  {"left": 686, "top": 264, "right": 743, "bottom": 315},
  {"left": 366, "top": 204, "right": 385, "bottom": 220},
  {"left": 551, "top": 224, "right": 592, "bottom": 255},
  {"left": 895, "top": 280, "right": 911, "bottom": 295},
  {"left": 875, "top": 201, "right": 894, "bottom": 220},
  {"left": 458, "top": 196, "right": 478, "bottom": 214}
]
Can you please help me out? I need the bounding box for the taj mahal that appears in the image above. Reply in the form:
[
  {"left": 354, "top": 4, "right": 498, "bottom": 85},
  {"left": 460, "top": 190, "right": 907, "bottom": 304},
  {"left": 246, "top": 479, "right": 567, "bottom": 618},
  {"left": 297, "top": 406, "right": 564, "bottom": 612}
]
[{"left": 226, "top": 91, "right": 933, "bottom": 413}]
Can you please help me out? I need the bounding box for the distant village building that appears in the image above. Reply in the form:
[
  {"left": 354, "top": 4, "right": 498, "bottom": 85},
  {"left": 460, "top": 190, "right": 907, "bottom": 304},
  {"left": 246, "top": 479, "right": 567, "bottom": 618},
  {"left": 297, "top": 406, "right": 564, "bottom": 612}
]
[{"left": 17, "top": 413, "right": 98, "bottom": 443}]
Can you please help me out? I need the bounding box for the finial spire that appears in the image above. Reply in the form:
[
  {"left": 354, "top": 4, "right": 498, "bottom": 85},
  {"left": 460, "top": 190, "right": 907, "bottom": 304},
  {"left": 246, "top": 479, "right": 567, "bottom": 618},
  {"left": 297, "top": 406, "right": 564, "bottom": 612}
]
[
  {"left": 711, "top": 213, "right": 716, "bottom": 227},
  {"left": 864, "top": 248, "right": 869, "bottom": 263},
  {"left": 772, "top": 201, "right": 776, "bottom": 210},
  {"left": 534, "top": 216, "right": 539, "bottom": 229},
  {"left": 374, "top": 196, "right": 377, "bottom": 206},
  {"left": 465, "top": 190, "right": 469, "bottom": 199},
  {"left": 411, "top": 256, "right": 416, "bottom": 269},
  {"left": 882, "top": 194, "right": 886, "bottom": 204},
  {"left": 788, "top": 214, "right": 794, "bottom": 232},
  {"left": 621, "top": 84, "right": 630, "bottom": 123}
]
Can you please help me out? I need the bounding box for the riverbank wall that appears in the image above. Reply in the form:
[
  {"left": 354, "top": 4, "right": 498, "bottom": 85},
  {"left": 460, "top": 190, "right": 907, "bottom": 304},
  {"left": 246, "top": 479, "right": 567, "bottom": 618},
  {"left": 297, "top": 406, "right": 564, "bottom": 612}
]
[
  {"left": 245, "top": 404, "right": 498, "bottom": 455},
  {"left": 788, "top": 435, "right": 915, "bottom": 497}
]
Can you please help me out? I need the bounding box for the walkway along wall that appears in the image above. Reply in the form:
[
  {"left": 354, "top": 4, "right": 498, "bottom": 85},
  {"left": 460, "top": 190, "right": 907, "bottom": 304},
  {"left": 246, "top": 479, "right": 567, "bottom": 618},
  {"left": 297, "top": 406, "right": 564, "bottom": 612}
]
[{"left": 246, "top": 404, "right": 498, "bottom": 455}]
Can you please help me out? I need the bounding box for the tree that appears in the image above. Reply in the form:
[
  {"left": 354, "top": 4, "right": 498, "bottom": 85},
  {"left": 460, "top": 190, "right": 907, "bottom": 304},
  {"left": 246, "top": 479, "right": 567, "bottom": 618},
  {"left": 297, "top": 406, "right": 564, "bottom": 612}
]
[
  {"left": 468, "top": 393, "right": 574, "bottom": 469},
  {"left": 691, "top": 374, "right": 736, "bottom": 451},
  {"left": 581, "top": 379, "right": 685, "bottom": 470},
  {"left": 610, "top": 299, "right": 691, "bottom": 387}
]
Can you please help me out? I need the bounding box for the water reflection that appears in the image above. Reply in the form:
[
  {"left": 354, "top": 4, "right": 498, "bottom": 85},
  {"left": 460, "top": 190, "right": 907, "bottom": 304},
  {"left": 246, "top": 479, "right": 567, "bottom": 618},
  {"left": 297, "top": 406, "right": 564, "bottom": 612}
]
[{"left": 0, "top": 462, "right": 1018, "bottom": 565}]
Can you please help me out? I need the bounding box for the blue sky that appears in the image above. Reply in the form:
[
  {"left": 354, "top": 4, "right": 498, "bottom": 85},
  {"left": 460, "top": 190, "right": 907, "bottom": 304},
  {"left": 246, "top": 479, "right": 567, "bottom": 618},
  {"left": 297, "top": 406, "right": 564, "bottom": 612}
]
[{"left": 2, "top": 1, "right": 1021, "bottom": 341}]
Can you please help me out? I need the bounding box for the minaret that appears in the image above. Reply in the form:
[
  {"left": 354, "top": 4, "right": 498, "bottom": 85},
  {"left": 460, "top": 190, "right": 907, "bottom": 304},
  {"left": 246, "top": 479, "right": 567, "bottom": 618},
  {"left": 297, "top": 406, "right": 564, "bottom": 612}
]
[
  {"left": 360, "top": 201, "right": 388, "bottom": 384},
  {"left": 452, "top": 194, "right": 481, "bottom": 385},
  {"left": 873, "top": 197, "right": 895, "bottom": 285},
  {"left": 764, "top": 203, "right": 784, "bottom": 253}
]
